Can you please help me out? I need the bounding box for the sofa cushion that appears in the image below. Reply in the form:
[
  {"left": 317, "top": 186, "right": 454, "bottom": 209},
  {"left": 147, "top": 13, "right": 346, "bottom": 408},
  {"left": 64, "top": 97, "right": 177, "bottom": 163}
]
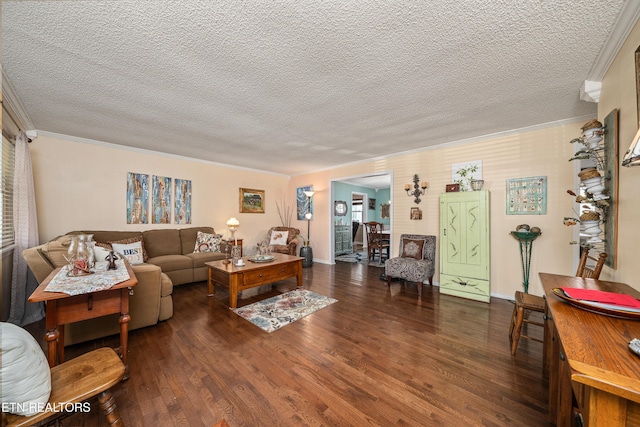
[
  {"left": 40, "top": 235, "right": 73, "bottom": 268},
  {"left": 82, "top": 231, "right": 142, "bottom": 245},
  {"left": 143, "top": 229, "right": 182, "bottom": 258},
  {"left": 147, "top": 254, "right": 193, "bottom": 272},
  {"left": 185, "top": 251, "right": 227, "bottom": 268},
  {"left": 160, "top": 273, "right": 173, "bottom": 297},
  {"left": 179, "top": 227, "right": 216, "bottom": 255}
]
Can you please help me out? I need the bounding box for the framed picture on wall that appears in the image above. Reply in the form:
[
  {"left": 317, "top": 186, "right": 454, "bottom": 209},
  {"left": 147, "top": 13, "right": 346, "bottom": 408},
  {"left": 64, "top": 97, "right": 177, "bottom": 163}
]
[
  {"left": 380, "top": 203, "right": 390, "bottom": 219},
  {"left": 506, "top": 176, "right": 547, "bottom": 215},
  {"left": 239, "top": 188, "right": 265, "bottom": 213},
  {"left": 152, "top": 175, "right": 172, "bottom": 224},
  {"left": 174, "top": 178, "right": 192, "bottom": 224},
  {"left": 368, "top": 198, "right": 376, "bottom": 210},
  {"left": 126, "top": 172, "right": 149, "bottom": 224},
  {"left": 296, "top": 185, "right": 313, "bottom": 220},
  {"left": 410, "top": 207, "right": 422, "bottom": 220}
]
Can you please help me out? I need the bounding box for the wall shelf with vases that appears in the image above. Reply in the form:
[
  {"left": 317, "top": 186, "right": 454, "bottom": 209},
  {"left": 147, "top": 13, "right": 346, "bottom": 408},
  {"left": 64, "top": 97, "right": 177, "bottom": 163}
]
[{"left": 566, "top": 110, "right": 619, "bottom": 268}]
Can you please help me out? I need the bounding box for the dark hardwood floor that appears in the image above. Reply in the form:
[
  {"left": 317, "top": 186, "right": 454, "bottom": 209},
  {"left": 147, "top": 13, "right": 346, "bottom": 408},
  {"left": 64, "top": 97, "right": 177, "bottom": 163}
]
[{"left": 39, "top": 261, "right": 548, "bottom": 426}]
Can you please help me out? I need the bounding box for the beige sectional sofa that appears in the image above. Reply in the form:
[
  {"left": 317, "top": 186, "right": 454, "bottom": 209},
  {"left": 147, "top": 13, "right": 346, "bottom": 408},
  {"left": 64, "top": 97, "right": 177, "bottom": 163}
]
[{"left": 22, "top": 226, "right": 226, "bottom": 345}]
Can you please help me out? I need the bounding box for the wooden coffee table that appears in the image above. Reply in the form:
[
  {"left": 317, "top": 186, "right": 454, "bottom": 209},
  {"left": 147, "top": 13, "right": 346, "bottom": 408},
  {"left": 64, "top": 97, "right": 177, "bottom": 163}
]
[{"left": 206, "top": 254, "right": 303, "bottom": 308}]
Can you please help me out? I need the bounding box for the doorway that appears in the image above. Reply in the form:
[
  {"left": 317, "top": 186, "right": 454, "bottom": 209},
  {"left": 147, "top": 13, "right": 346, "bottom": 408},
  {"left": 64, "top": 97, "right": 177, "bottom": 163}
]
[{"left": 330, "top": 171, "right": 393, "bottom": 263}]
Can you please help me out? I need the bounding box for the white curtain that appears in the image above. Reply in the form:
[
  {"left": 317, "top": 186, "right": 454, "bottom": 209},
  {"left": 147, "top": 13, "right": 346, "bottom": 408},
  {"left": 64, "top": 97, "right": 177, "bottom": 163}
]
[{"left": 8, "top": 131, "right": 44, "bottom": 326}]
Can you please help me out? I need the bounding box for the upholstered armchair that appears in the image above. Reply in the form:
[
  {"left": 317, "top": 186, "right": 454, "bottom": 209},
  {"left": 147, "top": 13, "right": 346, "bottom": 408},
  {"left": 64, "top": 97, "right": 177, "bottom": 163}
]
[
  {"left": 384, "top": 234, "right": 436, "bottom": 296},
  {"left": 260, "top": 227, "right": 301, "bottom": 255}
]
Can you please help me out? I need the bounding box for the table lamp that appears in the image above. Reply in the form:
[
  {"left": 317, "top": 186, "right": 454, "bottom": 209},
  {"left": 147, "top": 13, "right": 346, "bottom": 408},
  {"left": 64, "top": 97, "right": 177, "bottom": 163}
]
[{"left": 226, "top": 217, "right": 239, "bottom": 245}]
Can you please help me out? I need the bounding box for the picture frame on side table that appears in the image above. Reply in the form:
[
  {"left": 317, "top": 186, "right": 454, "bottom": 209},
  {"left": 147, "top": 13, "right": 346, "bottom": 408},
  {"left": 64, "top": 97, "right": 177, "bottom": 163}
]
[{"left": 239, "top": 188, "right": 265, "bottom": 213}]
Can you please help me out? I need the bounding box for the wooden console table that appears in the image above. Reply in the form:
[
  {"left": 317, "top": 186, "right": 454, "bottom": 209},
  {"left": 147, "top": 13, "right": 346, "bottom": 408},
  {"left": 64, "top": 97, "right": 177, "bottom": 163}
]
[
  {"left": 540, "top": 273, "right": 640, "bottom": 426},
  {"left": 29, "top": 263, "right": 137, "bottom": 379}
]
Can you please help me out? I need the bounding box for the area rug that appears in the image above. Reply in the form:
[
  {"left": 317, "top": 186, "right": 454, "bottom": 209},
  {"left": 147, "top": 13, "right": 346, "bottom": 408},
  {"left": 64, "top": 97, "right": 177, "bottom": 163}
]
[
  {"left": 335, "top": 251, "right": 385, "bottom": 267},
  {"left": 231, "top": 289, "right": 338, "bottom": 333}
]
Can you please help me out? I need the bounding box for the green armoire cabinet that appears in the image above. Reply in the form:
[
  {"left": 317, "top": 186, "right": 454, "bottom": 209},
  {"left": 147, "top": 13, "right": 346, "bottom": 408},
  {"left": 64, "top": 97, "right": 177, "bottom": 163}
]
[{"left": 439, "top": 190, "right": 491, "bottom": 302}]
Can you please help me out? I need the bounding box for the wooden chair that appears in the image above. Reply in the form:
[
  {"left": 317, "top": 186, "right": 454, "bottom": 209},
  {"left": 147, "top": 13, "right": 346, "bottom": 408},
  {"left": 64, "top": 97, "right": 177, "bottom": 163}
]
[
  {"left": 4, "top": 347, "right": 125, "bottom": 427},
  {"left": 576, "top": 247, "right": 607, "bottom": 279},
  {"left": 509, "top": 248, "right": 607, "bottom": 356},
  {"left": 364, "top": 221, "right": 389, "bottom": 262}
]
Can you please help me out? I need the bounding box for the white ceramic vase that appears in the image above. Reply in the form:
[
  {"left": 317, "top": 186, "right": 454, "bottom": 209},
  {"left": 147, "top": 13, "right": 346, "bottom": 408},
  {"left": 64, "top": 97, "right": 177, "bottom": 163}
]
[
  {"left": 582, "top": 176, "right": 608, "bottom": 201},
  {"left": 581, "top": 220, "right": 603, "bottom": 243}
]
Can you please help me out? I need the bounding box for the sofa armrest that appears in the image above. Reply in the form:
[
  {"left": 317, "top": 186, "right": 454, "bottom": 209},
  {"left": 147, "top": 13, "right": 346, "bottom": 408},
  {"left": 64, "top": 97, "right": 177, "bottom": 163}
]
[
  {"left": 286, "top": 240, "right": 298, "bottom": 255},
  {"left": 22, "top": 245, "right": 55, "bottom": 285}
]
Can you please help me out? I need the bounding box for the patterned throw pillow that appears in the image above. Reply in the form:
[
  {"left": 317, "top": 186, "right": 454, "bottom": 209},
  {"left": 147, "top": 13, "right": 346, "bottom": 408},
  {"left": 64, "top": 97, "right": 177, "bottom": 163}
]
[
  {"left": 108, "top": 236, "right": 148, "bottom": 261},
  {"left": 269, "top": 230, "right": 289, "bottom": 246},
  {"left": 193, "top": 231, "right": 222, "bottom": 253},
  {"left": 401, "top": 238, "right": 425, "bottom": 260},
  {"left": 111, "top": 241, "right": 144, "bottom": 265}
]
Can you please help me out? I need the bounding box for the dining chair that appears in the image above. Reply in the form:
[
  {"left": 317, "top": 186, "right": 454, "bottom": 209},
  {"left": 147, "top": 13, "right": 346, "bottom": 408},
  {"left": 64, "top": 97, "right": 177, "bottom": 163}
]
[
  {"left": 509, "top": 248, "right": 607, "bottom": 356},
  {"left": 575, "top": 247, "right": 607, "bottom": 279},
  {"left": 363, "top": 221, "right": 390, "bottom": 262}
]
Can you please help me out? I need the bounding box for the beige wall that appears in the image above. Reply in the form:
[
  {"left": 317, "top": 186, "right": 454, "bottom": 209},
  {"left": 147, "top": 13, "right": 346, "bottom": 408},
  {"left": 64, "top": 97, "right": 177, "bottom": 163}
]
[
  {"left": 30, "top": 135, "right": 291, "bottom": 255},
  {"left": 291, "top": 122, "right": 581, "bottom": 299},
  {"left": 597, "top": 18, "right": 640, "bottom": 286}
]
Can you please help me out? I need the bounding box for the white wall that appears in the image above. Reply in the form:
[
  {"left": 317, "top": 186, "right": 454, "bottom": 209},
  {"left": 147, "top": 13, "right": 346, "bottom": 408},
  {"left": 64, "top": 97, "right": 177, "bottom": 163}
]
[{"left": 290, "top": 121, "right": 589, "bottom": 299}]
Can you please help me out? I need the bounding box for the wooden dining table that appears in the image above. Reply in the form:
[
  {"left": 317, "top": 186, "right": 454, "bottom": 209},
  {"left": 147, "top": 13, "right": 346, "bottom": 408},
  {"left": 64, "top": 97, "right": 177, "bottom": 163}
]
[{"left": 540, "top": 272, "right": 640, "bottom": 426}]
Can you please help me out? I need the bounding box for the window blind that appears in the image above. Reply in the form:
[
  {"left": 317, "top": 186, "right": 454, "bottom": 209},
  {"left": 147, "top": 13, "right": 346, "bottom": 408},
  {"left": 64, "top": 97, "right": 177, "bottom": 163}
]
[{"left": 2, "top": 135, "right": 16, "bottom": 248}]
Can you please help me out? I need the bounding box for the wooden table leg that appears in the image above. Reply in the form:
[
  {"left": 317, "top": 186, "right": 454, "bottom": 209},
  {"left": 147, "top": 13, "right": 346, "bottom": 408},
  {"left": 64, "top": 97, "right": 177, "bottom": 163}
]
[
  {"left": 45, "top": 299, "right": 60, "bottom": 367},
  {"left": 296, "top": 262, "right": 303, "bottom": 287},
  {"left": 45, "top": 328, "right": 59, "bottom": 368},
  {"left": 229, "top": 276, "right": 239, "bottom": 308},
  {"left": 207, "top": 267, "right": 215, "bottom": 296},
  {"left": 119, "top": 312, "right": 131, "bottom": 380}
]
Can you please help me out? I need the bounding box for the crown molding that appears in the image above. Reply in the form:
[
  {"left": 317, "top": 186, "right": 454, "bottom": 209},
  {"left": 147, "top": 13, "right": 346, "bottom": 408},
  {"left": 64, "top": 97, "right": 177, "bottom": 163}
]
[
  {"left": 580, "top": 80, "right": 602, "bottom": 103},
  {"left": 587, "top": 1, "right": 640, "bottom": 81},
  {"left": 1, "top": 66, "right": 34, "bottom": 130}
]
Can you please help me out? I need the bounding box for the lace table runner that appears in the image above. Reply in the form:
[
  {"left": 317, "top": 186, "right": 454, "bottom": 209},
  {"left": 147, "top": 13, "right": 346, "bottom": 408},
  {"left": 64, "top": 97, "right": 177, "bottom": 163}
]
[{"left": 45, "top": 260, "right": 131, "bottom": 296}]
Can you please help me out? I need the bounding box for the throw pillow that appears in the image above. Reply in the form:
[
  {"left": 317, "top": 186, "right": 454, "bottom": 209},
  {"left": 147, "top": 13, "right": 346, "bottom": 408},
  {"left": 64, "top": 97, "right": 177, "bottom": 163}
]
[
  {"left": 401, "top": 238, "right": 425, "bottom": 260},
  {"left": 269, "top": 230, "right": 289, "bottom": 246},
  {"left": 0, "top": 322, "right": 51, "bottom": 416},
  {"left": 93, "top": 244, "right": 120, "bottom": 262},
  {"left": 111, "top": 241, "right": 144, "bottom": 265},
  {"left": 108, "top": 236, "right": 148, "bottom": 261},
  {"left": 193, "top": 231, "right": 222, "bottom": 253}
]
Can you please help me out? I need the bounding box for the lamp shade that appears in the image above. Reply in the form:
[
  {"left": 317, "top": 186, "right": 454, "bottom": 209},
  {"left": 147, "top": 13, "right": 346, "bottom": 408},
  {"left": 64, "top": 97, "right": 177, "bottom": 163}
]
[
  {"left": 226, "top": 217, "right": 240, "bottom": 228},
  {"left": 622, "top": 127, "right": 640, "bottom": 167},
  {"left": 303, "top": 190, "right": 315, "bottom": 198}
]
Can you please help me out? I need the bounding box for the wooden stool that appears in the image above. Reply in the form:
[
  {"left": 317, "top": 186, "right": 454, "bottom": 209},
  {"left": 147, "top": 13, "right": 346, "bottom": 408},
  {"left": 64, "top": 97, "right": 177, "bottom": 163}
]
[
  {"left": 509, "top": 291, "right": 545, "bottom": 355},
  {"left": 4, "top": 347, "right": 125, "bottom": 427}
]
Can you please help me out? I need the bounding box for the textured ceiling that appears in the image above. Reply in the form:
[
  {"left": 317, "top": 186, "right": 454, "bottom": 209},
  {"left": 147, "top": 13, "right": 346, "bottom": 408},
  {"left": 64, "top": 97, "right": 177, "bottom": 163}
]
[{"left": 1, "top": 1, "right": 627, "bottom": 176}]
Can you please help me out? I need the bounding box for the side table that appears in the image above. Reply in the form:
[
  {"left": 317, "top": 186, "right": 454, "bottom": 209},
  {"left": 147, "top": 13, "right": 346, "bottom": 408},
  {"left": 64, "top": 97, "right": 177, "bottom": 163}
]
[
  {"left": 222, "top": 238, "right": 243, "bottom": 256},
  {"left": 28, "top": 262, "right": 138, "bottom": 379}
]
